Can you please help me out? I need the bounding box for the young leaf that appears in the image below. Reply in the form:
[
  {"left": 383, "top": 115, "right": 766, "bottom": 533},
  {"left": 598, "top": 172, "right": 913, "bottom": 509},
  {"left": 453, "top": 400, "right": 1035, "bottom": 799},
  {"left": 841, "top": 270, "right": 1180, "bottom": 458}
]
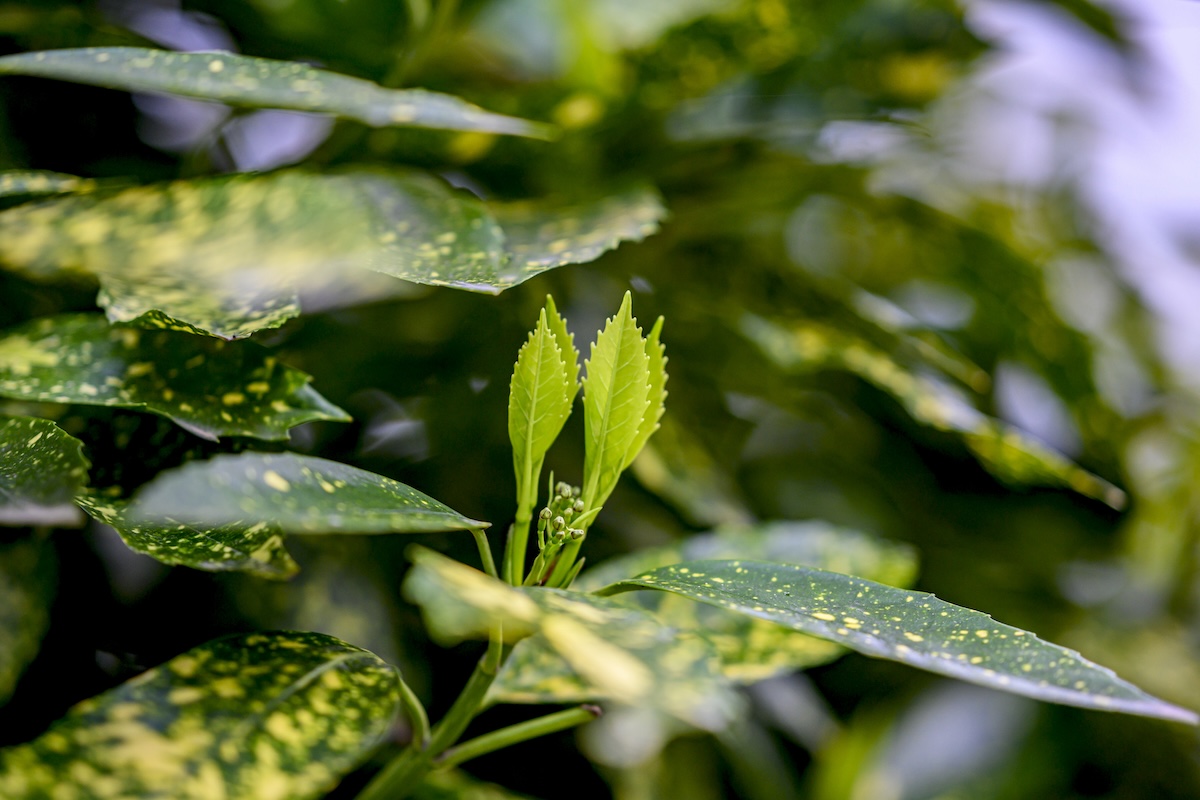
[
  {"left": 623, "top": 315, "right": 667, "bottom": 470},
  {"left": 598, "top": 560, "right": 1199, "bottom": 724},
  {"left": 0, "top": 48, "right": 552, "bottom": 139},
  {"left": 0, "top": 538, "right": 56, "bottom": 703},
  {"left": 403, "top": 547, "right": 740, "bottom": 729},
  {"left": 79, "top": 452, "right": 487, "bottom": 578},
  {"left": 0, "top": 631, "right": 403, "bottom": 800},
  {"left": 0, "top": 315, "right": 349, "bottom": 441},
  {"left": 0, "top": 170, "right": 94, "bottom": 199},
  {"left": 543, "top": 295, "right": 580, "bottom": 387},
  {"left": 582, "top": 291, "right": 651, "bottom": 510},
  {"left": 740, "top": 313, "right": 1126, "bottom": 509},
  {"left": 0, "top": 415, "right": 89, "bottom": 517}
]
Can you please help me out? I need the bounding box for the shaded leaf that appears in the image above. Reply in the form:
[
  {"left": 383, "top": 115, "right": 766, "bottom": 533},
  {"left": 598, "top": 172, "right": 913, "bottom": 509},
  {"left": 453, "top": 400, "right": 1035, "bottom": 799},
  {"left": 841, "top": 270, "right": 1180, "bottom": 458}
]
[
  {"left": 0, "top": 415, "right": 89, "bottom": 523},
  {"left": 404, "top": 548, "right": 739, "bottom": 729},
  {"left": 0, "top": 170, "right": 94, "bottom": 200},
  {"left": 0, "top": 537, "right": 56, "bottom": 703},
  {"left": 0, "top": 631, "right": 403, "bottom": 799},
  {"left": 740, "top": 313, "right": 1125, "bottom": 508},
  {"left": 414, "top": 769, "right": 538, "bottom": 800},
  {"left": 493, "top": 187, "right": 665, "bottom": 286},
  {"left": 582, "top": 292, "right": 651, "bottom": 510},
  {"left": 0, "top": 48, "right": 552, "bottom": 138},
  {"left": 599, "top": 560, "right": 1198, "bottom": 724},
  {"left": 0, "top": 315, "right": 349, "bottom": 441},
  {"left": 79, "top": 452, "right": 486, "bottom": 577}
]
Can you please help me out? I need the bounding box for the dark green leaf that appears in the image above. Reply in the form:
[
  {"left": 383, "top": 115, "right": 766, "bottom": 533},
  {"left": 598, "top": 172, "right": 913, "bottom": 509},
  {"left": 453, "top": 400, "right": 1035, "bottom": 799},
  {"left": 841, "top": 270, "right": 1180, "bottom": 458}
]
[
  {"left": 0, "top": 170, "right": 94, "bottom": 199},
  {"left": 599, "top": 560, "right": 1198, "bottom": 724},
  {"left": 413, "top": 770, "right": 538, "bottom": 800},
  {"left": 0, "top": 414, "right": 89, "bottom": 521},
  {"left": 0, "top": 537, "right": 56, "bottom": 703},
  {"left": 0, "top": 631, "right": 403, "bottom": 799},
  {"left": 0, "top": 48, "right": 552, "bottom": 138},
  {"left": 0, "top": 315, "right": 349, "bottom": 441},
  {"left": 403, "top": 548, "right": 739, "bottom": 729}
]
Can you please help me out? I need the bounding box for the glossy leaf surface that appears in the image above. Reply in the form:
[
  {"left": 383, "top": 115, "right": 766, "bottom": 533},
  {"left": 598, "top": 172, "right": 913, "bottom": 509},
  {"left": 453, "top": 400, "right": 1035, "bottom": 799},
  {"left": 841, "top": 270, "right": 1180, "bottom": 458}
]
[
  {"left": 404, "top": 548, "right": 738, "bottom": 729},
  {"left": 0, "top": 414, "right": 89, "bottom": 514},
  {"left": 600, "top": 560, "right": 1198, "bottom": 723},
  {"left": 0, "top": 631, "right": 403, "bottom": 799},
  {"left": 0, "top": 538, "right": 55, "bottom": 703},
  {"left": 0, "top": 315, "right": 348, "bottom": 441},
  {"left": 0, "top": 48, "right": 551, "bottom": 138}
]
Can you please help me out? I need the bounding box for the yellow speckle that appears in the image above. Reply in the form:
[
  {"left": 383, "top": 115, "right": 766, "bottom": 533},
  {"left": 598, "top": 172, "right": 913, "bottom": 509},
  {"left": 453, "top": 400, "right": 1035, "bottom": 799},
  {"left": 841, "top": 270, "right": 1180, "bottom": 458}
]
[
  {"left": 222, "top": 392, "right": 245, "bottom": 406},
  {"left": 168, "top": 687, "right": 205, "bottom": 705},
  {"left": 247, "top": 381, "right": 271, "bottom": 394},
  {"left": 172, "top": 656, "right": 199, "bottom": 677},
  {"left": 812, "top": 612, "right": 836, "bottom": 621},
  {"left": 903, "top": 632, "right": 924, "bottom": 642},
  {"left": 1021, "top": 663, "right": 1032, "bottom": 672},
  {"left": 263, "top": 471, "right": 291, "bottom": 492},
  {"left": 208, "top": 59, "right": 224, "bottom": 73},
  {"left": 969, "top": 656, "right": 984, "bottom": 664},
  {"left": 975, "top": 630, "right": 989, "bottom": 638}
]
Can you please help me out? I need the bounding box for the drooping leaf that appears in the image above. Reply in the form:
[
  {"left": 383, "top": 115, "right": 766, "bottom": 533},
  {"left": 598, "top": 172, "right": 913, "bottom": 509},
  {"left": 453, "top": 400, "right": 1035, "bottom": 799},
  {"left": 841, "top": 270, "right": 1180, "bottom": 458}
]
[
  {"left": 0, "top": 414, "right": 89, "bottom": 523},
  {"left": 740, "top": 313, "right": 1125, "bottom": 508},
  {"left": 582, "top": 292, "right": 651, "bottom": 510},
  {"left": 0, "top": 315, "right": 349, "bottom": 441},
  {"left": 413, "top": 769, "right": 538, "bottom": 800},
  {"left": 0, "top": 631, "right": 403, "bottom": 799},
  {"left": 598, "top": 560, "right": 1199, "bottom": 724},
  {"left": 404, "top": 547, "right": 739, "bottom": 729},
  {"left": 79, "top": 452, "right": 487, "bottom": 578},
  {"left": 0, "top": 537, "right": 56, "bottom": 703},
  {"left": 509, "top": 305, "right": 576, "bottom": 510},
  {"left": 0, "top": 48, "right": 552, "bottom": 138},
  {"left": 0, "top": 170, "right": 94, "bottom": 200},
  {"left": 495, "top": 522, "right": 915, "bottom": 696},
  {"left": 624, "top": 316, "right": 667, "bottom": 470},
  {"left": 492, "top": 187, "right": 666, "bottom": 287}
]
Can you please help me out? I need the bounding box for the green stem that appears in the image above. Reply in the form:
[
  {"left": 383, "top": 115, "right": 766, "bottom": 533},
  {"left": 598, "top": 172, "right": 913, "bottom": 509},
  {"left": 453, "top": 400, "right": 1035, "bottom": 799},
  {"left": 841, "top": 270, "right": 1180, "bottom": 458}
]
[
  {"left": 396, "top": 676, "right": 430, "bottom": 748},
  {"left": 471, "top": 528, "right": 499, "bottom": 580},
  {"left": 436, "top": 706, "right": 601, "bottom": 770}
]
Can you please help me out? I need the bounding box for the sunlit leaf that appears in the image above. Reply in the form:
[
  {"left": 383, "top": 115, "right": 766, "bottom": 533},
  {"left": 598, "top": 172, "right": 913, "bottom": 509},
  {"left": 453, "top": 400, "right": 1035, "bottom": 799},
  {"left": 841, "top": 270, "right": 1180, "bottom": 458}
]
[
  {"left": 0, "top": 414, "right": 89, "bottom": 522},
  {"left": 404, "top": 547, "right": 739, "bottom": 729},
  {"left": 0, "top": 48, "right": 552, "bottom": 138},
  {"left": 0, "top": 170, "right": 94, "bottom": 200},
  {"left": 624, "top": 315, "right": 667, "bottom": 470},
  {"left": 599, "top": 560, "right": 1198, "bottom": 724},
  {"left": 740, "top": 313, "right": 1125, "bottom": 508},
  {"left": 0, "top": 315, "right": 349, "bottom": 441},
  {"left": 542, "top": 295, "right": 580, "bottom": 387},
  {"left": 79, "top": 452, "right": 486, "bottom": 578},
  {"left": 0, "top": 537, "right": 56, "bottom": 703},
  {"left": 0, "top": 631, "right": 403, "bottom": 799},
  {"left": 582, "top": 292, "right": 651, "bottom": 510}
]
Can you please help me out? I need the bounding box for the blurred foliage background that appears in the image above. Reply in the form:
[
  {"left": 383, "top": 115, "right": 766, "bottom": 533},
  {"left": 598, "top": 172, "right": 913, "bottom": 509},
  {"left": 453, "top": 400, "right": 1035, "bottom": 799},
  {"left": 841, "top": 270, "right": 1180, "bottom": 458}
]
[{"left": 3, "top": 0, "right": 1200, "bottom": 797}]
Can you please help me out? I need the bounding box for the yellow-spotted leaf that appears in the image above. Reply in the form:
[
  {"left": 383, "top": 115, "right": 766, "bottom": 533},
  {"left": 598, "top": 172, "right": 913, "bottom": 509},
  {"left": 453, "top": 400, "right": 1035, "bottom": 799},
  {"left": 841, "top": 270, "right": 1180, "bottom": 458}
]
[
  {"left": 581, "top": 292, "right": 651, "bottom": 511},
  {"left": 0, "top": 631, "right": 403, "bottom": 799},
  {"left": 0, "top": 170, "right": 94, "bottom": 199},
  {"left": 403, "top": 548, "right": 739, "bottom": 730},
  {"left": 598, "top": 560, "right": 1199, "bottom": 724},
  {"left": 0, "top": 415, "right": 89, "bottom": 523},
  {"left": 564, "top": 522, "right": 916, "bottom": 684},
  {"left": 740, "top": 313, "right": 1125, "bottom": 509},
  {"left": 0, "top": 48, "right": 551, "bottom": 138},
  {"left": 79, "top": 452, "right": 486, "bottom": 578},
  {"left": 0, "top": 315, "right": 349, "bottom": 441},
  {"left": 413, "top": 769, "right": 537, "bottom": 799},
  {"left": 0, "top": 537, "right": 56, "bottom": 703}
]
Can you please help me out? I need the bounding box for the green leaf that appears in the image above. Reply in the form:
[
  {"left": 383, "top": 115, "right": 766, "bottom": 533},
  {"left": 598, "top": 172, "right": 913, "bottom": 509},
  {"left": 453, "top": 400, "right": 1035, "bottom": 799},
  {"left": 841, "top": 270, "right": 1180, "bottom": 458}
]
[
  {"left": 0, "top": 48, "right": 552, "bottom": 139},
  {"left": 79, "top": 452, "right": 487, "bottom": 578},
  {"left": 582, "top": 291, "right": 651, "bottom": 510},
  {"left": 0, "top": 315, "right": 349, "bottom": 441},
  {"left": 740, "top": 313, "right": 1126, "bottom": 509},
  {"left": 403, "top": 548, "right": 739, "bottom": 729},
  {"left": 0, "top": 537, "right": 56, "bottom": 703},
  {"left": 0, "top": 414, "right": 89, "bottom": 521},
  {"left": 492, "top": 187, "right": 666, "bottom": 286},
  {"left": 0, "top": 631, "right": 403, "bottom": 799},
  {"left": 542, "top": 295, "right": 580, "bottom": 387},
  {"left": 623, "top": 316, "right": 667, "bottom": 470},
  {"left": 598, "top": 560, "right": 1199, "bottom": 724},
  {"left": 413, "top": 770, "right": 538, "bottom": 800},
  {"left": 508, "top": 304, "right": 577, "bottom": 509},
  {"left": 0, "top": 170, "right": 94, "bottom": 200}
]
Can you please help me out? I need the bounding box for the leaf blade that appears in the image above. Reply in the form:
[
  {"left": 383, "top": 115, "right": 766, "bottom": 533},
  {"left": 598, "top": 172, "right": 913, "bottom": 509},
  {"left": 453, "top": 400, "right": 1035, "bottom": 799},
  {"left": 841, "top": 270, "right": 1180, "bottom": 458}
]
[
  {"left": 623, "top": 315, "right": 667, "bottom": 470},
  {"left": 600, "top": 559, "right": 1198, "bottom": 724},
  {"left": 0, "top": 415, "right": 89, "bottom": 522}
]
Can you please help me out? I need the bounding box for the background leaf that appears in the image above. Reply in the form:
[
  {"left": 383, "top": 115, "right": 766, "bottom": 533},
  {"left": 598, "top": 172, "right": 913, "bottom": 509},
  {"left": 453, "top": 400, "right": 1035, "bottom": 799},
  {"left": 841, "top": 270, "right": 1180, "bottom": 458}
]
[
  {"left": 0, "top": 415, "right": 89, "bottom": 520},
  {"left": 0, "top": 170, "right": 94, "bottom": 200},
  {"left": 0, "top": 631, "right": 402, "bottom": 800},
  {"left": 0, "top": 538, "right": 56, "bottom": 704},
  {"left": 0, "top": 48, "right": 552, "bottom": 138},
  {"left": 600, "top": 560, "right": 1198, "bottom": 724},
  {"left": 0, "top": 315, "right": 349, "bottom": 441}
]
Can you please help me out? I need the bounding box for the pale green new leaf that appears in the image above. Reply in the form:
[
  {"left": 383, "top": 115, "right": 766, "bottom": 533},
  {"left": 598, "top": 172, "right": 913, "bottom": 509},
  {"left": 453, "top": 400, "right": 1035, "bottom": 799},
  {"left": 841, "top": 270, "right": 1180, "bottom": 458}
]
[
  {"left": 0, "top": 170, "right": 94, "bottom": 199},
  {"left": 582, "top": 292, "right": 651, "bottom": 510},
  {"left": 0, "top": 315, "right": 349, "bottom": 441},
  {"left": 404, "top": 548, "right": 740, "bottom": 729},
  {"left": 599, "top": 560, "right": 1199, "bottom": 724},
  {"left": 79, "top": 452, "right": 487, "bottom": 578},
  {"left": 509, "top": 308, "right": 574, "bottom": 505},
  {"left": 623, "top": 316, "right": 667, "bottom": 470},
  {"left": 0, "top": 48, "right": 551, "bottom": 138},
  {"left": 0, "top": 538, "right": 56, "bottom": 703},
  {"left": 0, "top": 631, "right": 403, "bottom": 800},
  {"left": 543, "top": 295, "right": 580, "bottom": 387},
  {"left": 740, "top": 313, "right": 1125, "bottom": 509}
]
